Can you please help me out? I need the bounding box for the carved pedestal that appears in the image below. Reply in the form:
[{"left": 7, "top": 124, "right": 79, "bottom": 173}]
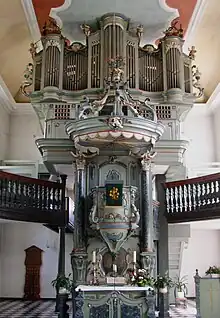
[
  {"left": 71, "top": 251, "right": 88, "bottom": 286},
  {"left": 140, "top": 251, "right": 156, "bottom": 277}
]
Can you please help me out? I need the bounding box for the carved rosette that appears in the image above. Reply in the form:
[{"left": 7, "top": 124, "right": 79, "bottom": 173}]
[{"left": 89, "top": 186, "right": 140, "bottom": 253}]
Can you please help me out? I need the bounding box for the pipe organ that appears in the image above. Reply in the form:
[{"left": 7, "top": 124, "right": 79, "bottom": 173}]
[{"left": 32, "top": 14, "right": 193, "bottom": 99}]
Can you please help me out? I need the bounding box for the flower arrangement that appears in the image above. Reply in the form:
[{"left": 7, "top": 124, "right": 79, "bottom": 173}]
[
  {"left": 205, "top": 266, "right": 220, "bottom": 275},
  {"left": 128, "top": 268, "right": 154, "bottom": 287},
  {"left": 128, "top": 268, "right": 173, "bottom": 294}
]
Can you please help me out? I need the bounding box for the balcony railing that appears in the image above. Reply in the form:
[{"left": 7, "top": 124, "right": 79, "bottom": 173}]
[
  {"left": 165, "top": 173, "right": 220, "bottom": 223},
  {"left": 0, "top": 170, "right": 67, "bottom": 225}
]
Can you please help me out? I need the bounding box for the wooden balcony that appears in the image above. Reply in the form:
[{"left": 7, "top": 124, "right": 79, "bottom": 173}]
[
  {"left": 0, "top": 170, "right": 68, "bottom": 225},
  {"left": 165, "top": 173, "right": 220, "bottom": 223}
]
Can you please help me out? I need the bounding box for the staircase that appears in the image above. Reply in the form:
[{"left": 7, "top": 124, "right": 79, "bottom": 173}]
[
  {"left": 168, "top": 223, "right": 190, "bottom": 303},
  {"left": 169, "top": 238, "right": 183, "bottom": 276},
  {"left": 165, "top": 172, "right": 220, "bottom": 223}
]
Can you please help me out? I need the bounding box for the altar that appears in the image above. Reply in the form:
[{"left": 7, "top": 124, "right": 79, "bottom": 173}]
[{"left": 74, "top": 285, "right": 155, "bottom": 318}]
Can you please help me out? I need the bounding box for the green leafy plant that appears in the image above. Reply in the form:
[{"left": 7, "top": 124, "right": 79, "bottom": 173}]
[
  {"left": 51, "top": 273, "right": 73, "bottom": 293},
  {"left": 154, "top": 272, "right": 173, "bottom": 289},
  {"left": 205, "top": 266, "right": 220, "bottom": 275},
  {"left": 174, "top": 275, "right": 188, "bottom": 293}
]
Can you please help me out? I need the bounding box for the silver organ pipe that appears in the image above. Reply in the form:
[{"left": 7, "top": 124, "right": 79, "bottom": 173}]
[
  {"left": 91, "top": 40, "right": 101, "bottom": 88},
  {"left": 126, "top": 40, "right": 136, "bottom": 88},
  {"left": 103, "top": 23, "right": 124, "bottom": 78},
  {"left": 139, "top": 49, "right": 163, "bottom": 92},
  {"left": 34, "top": 54, "right": 42, "bottom": 91},
  {"left": 183, "top": 56, "right": 192, "bottom": 94},
  {"left": 44, "top": 41, "right": 60, "bottom": 87},
  {"left": 166, "top": 47, "right": 181, "bottom": 89},
  {"left": 63, "top": 50, "right": 88, "bottom": 91}
]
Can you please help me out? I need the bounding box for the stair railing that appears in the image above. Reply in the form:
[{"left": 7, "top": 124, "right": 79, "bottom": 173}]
[{"left": 164, "top": 173, "right": 220, "bottom": 221}]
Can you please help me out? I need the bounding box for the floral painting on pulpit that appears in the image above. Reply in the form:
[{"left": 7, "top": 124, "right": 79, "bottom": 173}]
[{"left": 105, "top": 182, "right": 123, "bottom": 206}]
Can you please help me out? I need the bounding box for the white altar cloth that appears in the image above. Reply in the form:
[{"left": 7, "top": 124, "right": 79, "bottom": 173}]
[{"left": 75, "top": 285, "right": 153, "bottom": 292}]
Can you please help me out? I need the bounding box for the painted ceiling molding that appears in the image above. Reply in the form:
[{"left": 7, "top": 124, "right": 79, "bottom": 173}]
[
  {"left": 183, "top": 0, "right": 208, "bottom": 51},
  {"left": 29, "top": 0, "right": 202, "bottom": 45},
  {"left": 50, "top": 0, "right": 178, "bottom": 44}
]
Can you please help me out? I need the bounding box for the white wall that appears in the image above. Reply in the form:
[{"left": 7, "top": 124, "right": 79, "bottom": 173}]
[
  {"left": 212, "top": 105, "right": 220, "bottom": 161},
  {"left": 181, "top": 229, "right": 220, "bottom": 297},
  {"left": 181, "top": 104, "right": 215, "bottom": 167},
  {"left": 0, "top": 222, "right": 72, "bottom": 298},
  {"left": 0, "top": 107, "right": 10, "bottom": 159},
  {"left": 7, "top": 113, "right": 42, "bottom": 161}
]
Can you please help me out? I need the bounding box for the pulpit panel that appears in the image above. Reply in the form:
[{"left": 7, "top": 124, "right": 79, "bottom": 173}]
[{"left": 99, "top": 163, "right": 127, "bottom": 186}]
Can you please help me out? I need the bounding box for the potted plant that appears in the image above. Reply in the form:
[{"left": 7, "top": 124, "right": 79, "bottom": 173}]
[
  {"left": 51, "top": 273, "right": 73, "bottom": 294},
  {"left": 154, "top": 272, "right": 173, "bottom": 294},
  {"left": 205, "top": 266, "right": 220, "bottom": 278},
  {"left": 128, "top": 268, "right": 154, "bottom": 287},
  {"left": 174, "top": 276, "right": 188, "bottom": 298}
]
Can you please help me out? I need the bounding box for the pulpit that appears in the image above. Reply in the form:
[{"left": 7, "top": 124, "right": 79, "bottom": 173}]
[{"left": 74, "top": 285, "right": 155, "bottom": 318}]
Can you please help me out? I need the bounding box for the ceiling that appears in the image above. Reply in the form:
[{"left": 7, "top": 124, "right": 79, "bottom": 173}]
[
  {"left": 0, "top": 0, "right": 218, "bottom": 102},
  {"left": 189, "top": 0, "right": 220, "bottom": 101},
  {"left": 0, "top": 0, "right": 32, "bottom": 99}
]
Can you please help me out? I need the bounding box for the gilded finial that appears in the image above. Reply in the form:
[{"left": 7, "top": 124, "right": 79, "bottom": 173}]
[
  {"left": 80, "top": 23, "right": 91, "bottom": 37},
  {"left": 42, "top": 17, "right": 61, "bottom": 36},
  {"left": 164, "top": 20, "right": 184, "bottom": 38}
]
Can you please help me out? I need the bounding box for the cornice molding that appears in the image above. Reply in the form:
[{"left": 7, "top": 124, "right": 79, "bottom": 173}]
[
  {"left": 21, "top": 0, "right": 43, "bottom": 51},
  {"left": 0, "top": 75, "right": 16, "bottom": 114},
  {"left": 11, "top": 103, "right": 35, "bottom": 116},
  {"left": 183, "top": 0, "right": 208, "bottom": 52}
]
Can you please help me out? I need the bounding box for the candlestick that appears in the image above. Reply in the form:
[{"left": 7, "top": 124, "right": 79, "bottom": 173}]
[
  {"left": 92, "top": 250, "right": 96, "bottom": 263},
  {"left": 133, "top": 251, "right": 137, "bottom": 263},
  {"left": 113, "top": 264, "right": 117, "bottom": 273}
]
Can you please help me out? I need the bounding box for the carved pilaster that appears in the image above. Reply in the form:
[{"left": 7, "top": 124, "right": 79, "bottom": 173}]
[
  {"left": 140, "top": 151, "right": 156, "bottom": 252},
  {"left": 146, "top": 289, "right": 156, "bottom": 318},
  {"left": 140, "top": 251, "right": 156, "bottom": 278},
  {"left": 73, "top": 156, "right": 86, "bottom": 250},
  {"left": 71, "top": 251, "right": 88, "bottom": 286},
  {"left": 194, "top": 269, "right": 201, "bottom": 318},
  {"left": 72, "top": 290, "right": 84, "bottom": 318}
]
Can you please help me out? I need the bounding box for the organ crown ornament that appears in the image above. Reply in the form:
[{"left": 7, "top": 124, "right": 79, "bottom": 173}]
[{"left": 42, "top": 17, "right": 61, "bottom": 36}]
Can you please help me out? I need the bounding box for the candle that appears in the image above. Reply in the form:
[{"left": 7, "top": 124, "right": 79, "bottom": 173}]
[
  {"left": 92, "top": 251, "right": 96, "bottom": 263},
  {"left": 133, "top": 251, "right": 137, "bottom": 263},
  {"left": 113, "top": 264, "right": 117, "bottom": 273}
]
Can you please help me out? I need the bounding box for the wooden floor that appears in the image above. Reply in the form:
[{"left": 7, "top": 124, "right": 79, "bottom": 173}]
[{"left": 0, "top": 299, "right": 196, "bottom": 317}]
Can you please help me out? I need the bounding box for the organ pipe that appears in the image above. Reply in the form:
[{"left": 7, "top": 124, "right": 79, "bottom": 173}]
[{"left": 34, "top": 14, "right": 192, "bottom": 95}]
